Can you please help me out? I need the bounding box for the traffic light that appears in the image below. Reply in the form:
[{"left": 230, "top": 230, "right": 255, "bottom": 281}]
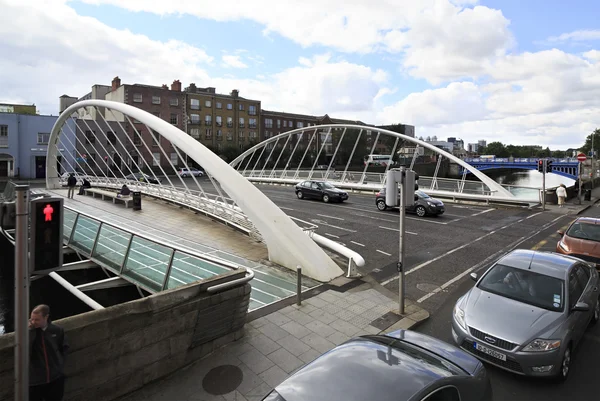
[
  {"left": 30, "top": 197, "right": 63, "bottom": 274},
  {"left": 546, "top": 159, "right": 553, "bottom": 173},
  {"left": 537, "top": 159, "right": 544, "bottom": 172},
  {"left": 404, "top": 170, "right": 419, "bottom": 205}
]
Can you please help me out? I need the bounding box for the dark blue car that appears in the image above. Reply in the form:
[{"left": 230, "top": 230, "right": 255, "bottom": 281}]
[{"left": 262, "top": 330, "right": 492, "bottom": 401}]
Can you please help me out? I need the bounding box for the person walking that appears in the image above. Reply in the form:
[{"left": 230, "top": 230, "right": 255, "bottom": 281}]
[
  {"left": 556, "top": 184, "right": 567, "bottom": 207},
  {"left": 29, "top": 304, "right": 69, "bottom": 401},
  {"left": 66, "top": 174, "right": 77, "bottom": 199}
]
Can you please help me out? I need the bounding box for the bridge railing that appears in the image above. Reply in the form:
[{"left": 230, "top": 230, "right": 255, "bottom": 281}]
[{"left": 464, "top": 157, "right": 579, "bottom": 164}]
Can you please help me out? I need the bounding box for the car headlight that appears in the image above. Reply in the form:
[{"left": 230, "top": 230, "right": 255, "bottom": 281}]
[
  {"left": 558, "top": 241, "right": 569, "bottom": 252},
  {"left": 453, "top": 305, "right": 466, "bottom": 330},
  {"left": 522, "top": 339, "right": 561, "bottom": 352},
  {"left": 427, "top": 201, "right": 434, "bottom": 206}
]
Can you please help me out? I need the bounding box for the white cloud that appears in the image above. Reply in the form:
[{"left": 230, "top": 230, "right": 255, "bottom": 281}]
[
  {"left": 547, "top": 30, "right": 600, "bottom": 43},
  {"left": 75, "top": 0, "right": 512, "bottom": 84},
  {"left": 222, "top": 55, "right": 248, "bottom": 69}
]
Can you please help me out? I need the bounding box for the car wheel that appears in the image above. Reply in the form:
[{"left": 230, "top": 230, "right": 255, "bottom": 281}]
[
  {"left": 556, "top": 346, "right": 571, "bottom": 382},
  {"left": 323, "top": 194, "right": 330, "bottom": 203},
  {"left": 182, "top": 174, "right": 188, "bottom": 178},
  {"left": 376, "top": 200, "right": 388, "bottom": 211},
  {"left": 591, "top": 298, "right": 600, "bottom": 325},
  {"left": 416, "top": 205, "right": 427, "bottom": 217},
  {"left": 296, "top": 191, "right": 304, "bottom": 199}
]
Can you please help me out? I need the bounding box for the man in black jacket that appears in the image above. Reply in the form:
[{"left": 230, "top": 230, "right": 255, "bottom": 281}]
[
  {"left": 29, "top": 304, "right": 69, "bottom": 401},
  {"left": 66, "top": 174, "right": 77, "bottom": 199}
]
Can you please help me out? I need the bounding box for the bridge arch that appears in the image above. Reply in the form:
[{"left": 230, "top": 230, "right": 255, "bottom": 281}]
[
  {"left": 231, "top": 125, "right": 514, "bottom": 198},
  {"left": 46, "top": 100, "right": 344, "bottom": 282}
]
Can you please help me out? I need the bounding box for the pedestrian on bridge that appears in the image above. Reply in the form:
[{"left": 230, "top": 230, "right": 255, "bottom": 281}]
[
  {"left": 556, "top": 184, "right": 567, "bottom": 207},
  {"left": 29, "top": 304, "right": 69, "bottom": 401},
  {"left": 66, "top": 174, "right": 77, "bottom": 199}
]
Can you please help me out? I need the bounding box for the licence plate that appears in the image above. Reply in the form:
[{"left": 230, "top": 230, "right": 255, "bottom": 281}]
[{"left": 474, "top": 342, "right": 507, "bottom": 361}]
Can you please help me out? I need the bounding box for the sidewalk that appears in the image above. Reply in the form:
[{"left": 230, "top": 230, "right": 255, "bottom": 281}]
[
  {"left": 116, "top": 277, "right": 429, "bottom": 401},
  {"left": 540, "top": 186, "right": 600, "bottom": 215}
]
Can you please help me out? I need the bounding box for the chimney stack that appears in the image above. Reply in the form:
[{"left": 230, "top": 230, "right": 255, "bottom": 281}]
[
  {"left": 112, "top": 76, "right": 121, "bottom": 91},
  {"left": 188, "top": 83, "right": 197, "bottom": 92},
  {"left": 231, "top": 89, "right": 239, "bottom": 98},
  {"left": 161, "top": 84, "right": 168, "bottom": 89},
  {"left": 171, "top": 80, "right": 182, "bottom": 91}
]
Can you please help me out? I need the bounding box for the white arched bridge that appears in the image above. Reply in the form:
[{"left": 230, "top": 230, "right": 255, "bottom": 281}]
[{"left": 44, "top": 100, "right": 538, "bottom": 285}]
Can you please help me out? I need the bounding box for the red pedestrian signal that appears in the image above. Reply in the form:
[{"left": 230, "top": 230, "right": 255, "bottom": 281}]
[
  {"left": 30, "top": 197, "right": 63, "bottom": 274},
  {"left": 43, "top": 203, "right": 54, "bottom": 222}
]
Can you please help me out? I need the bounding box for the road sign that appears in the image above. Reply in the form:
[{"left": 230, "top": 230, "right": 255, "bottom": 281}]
[{"left": 577, "top": 153, "right": 587, "bottom": 162}]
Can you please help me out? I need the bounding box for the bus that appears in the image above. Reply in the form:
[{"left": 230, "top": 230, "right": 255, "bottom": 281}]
[{"left": 364, "top": 154, "right": 393, "bottom": 167}]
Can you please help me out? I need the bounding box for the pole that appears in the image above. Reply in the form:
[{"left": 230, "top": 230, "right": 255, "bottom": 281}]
[
  {"left": 592, "top": 133, "right": 595, "bottom": 188},
  {"left": 542, "top": 159, "right": 546, "bottom": 211},
  {"left": 14, "top": 185, "right": 30, "bottom": 401},
  {"left": 578, "top": 162, "right": 582, "bottom": 205},
  {"left": 398, "top": 166, "right": 406, "bottom": 315},
  {"left": 296, "top": 266, "right": 302, "bottom": 306}
]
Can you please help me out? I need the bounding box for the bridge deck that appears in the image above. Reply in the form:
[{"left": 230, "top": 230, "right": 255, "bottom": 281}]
[{"left": 47, "top": 188, "right": 320, "bottom": 311}]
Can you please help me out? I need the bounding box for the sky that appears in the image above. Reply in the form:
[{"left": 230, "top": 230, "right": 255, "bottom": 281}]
[{"left": 1, "top": 0, "right": 599, "bottom": 150}]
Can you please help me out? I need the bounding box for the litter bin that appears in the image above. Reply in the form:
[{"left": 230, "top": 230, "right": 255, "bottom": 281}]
[
  {"left": 585, "top": 189, "right": 592, "bottom": 201},
  {"left": 132, "top": 191, "right": 142, "bottom": 211}
]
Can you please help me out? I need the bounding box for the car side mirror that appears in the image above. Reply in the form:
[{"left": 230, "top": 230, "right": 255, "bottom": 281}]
[
  {"left": 572, "top": 302, "right": 590, "bottom": 312},
  {"left": 557, "top": 230, "right": 565, "bottom": 236},
  {"left": 470, "top": 272, "right": 478, "bottom": 282}
]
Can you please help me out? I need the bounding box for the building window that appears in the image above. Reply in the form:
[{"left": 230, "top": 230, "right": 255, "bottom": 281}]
[
  {"left": 216, "top": 116, "right": 222, "bottom": 127},
  {"left": 239, "top": 131, "right": 245, "bottom": 139},
  {"left": 289, "top": 121, "right": 293, "bottom": 127},
  {"left": 106, "top": 131, "right": 117, "bottom": 145},
  {"left": 190, "top": 114, "right": 200, "bottom": 124},
  {"left": 205, "top": 115, "right": 212, "bottom": 125},
  {"left": 170, "top": 152, "right": 178, "bottom": 166},
  {"left": 239, "top": 117, "right": 245, "bottom": 128},
  {"left": 239, "top": 143, "right": 245, "bottom": 150},
  {"left": 217, "top": 143, "right": 222, "bottom": 152},
  {"left": 151, "top": 131, "right": 160, "bottom": 147},
  {"left": 37, "top": 133, "right": 50, "bottom": 145},
  {"left": 249, "top": 132, "right": 257, "bottom": 139},
  {"left": 190, "top": 128, "right": 200, "bottom": 139},
  {"left": 226, "top": 132, "right": 233, "bottom": 141},
  {"left": 152, "top": 96, "right": 161, "bottom": 105},
  {"left": 249, "top": 118, "right": 257, "bottom": 128},
  {"left": 190, "top": 99, "right": 200, "bottom": 110},
  {"left": 205, "top": 129, "right": 212, "bottom": 139},
  {"left": 169, "top": 98, "right": 179, "bottom": 106},
  {"left": 152, "top": 152, "right": 160, "bottom": 166},
  {"left": 0, "top": 125, "right": 7, "bottom": 148},
  {"left": 216, "top": 102, "right": 222, "bottom": 109},
  {"left": 85, "top": 130, "right": 96, "bottom": 144},
  {"left": 227, "top": 103, "right": 233, "bottom": 110},
  {"left": 133, "top": 93, "right": 143, "bottom": 103},
  {"left": 297, "top": 122, "right": 304, "bottom": 128},
  {"left": 216, "top": 130, "right": 222, "bottom": 140},
  {"left": 277, "top": 120, "right": 281, "bottom": 128},
  {"left": 170, "top": 113, "right": 178, "bottom": 125},
  {"left": 227, "top": 117, "right": 233, "bottom": 128},
  {"left": 133, "top": 133, "right": 141, "bottom": 145},
  {"left": 248, "top": 105, "right": 257, "bottom": 115},
  {"left": 283, "top": 121, "right": 287, "bottom": 128},
  {"left": 239, "top": 104, "right": 244, "bottom": 111},
  {"left": 265, "top": 118, "right": 273, "bottom": 128},
  {"left": 205, "top": 100, "right": 212, "bottom": 107}
]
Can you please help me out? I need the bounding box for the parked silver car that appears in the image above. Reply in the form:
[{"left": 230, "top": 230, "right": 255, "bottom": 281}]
[{"left": 452, "top": 249, "right": 599, "bottom": 381}]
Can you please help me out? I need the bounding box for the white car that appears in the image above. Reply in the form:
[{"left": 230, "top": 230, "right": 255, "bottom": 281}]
[
  {"left": 60, "top": 172, "right": 90, "bottom": 184},
  {"left": 177, "top": 168, "right": 204, "bottom": 178}
]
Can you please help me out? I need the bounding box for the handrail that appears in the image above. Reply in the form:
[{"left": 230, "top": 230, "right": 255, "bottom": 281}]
[
  {"left": 206, "top": 268, "right": 255, "bottom": 293},
  {"left": 307, "top": 231, "right": 365, "bottom": 278},
  {"left": 64, "top": 205, "right": 242, "bottom": 271}
]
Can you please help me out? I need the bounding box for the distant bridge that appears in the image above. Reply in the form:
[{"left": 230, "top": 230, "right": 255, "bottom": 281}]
[{"left": 462, "top": 157, "right": 580, "bottom": 180}]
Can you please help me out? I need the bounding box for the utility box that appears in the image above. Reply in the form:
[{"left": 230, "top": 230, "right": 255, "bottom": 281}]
[{"left": 132, "top": 191, "right": 142, "bottom": 211}]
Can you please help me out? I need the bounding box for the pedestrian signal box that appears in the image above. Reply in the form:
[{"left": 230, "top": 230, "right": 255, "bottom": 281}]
[{"left": 30, "top": 197, "right": 63, "bottom": 274}]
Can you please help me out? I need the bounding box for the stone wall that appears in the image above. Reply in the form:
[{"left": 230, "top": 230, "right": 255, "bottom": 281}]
[{"left": 0, "top": 269, "right": 251, "bottom": 401}]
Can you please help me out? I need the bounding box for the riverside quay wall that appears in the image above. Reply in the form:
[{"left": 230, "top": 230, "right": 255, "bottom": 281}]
[{"left": 0, "top": 269, "right": 251, "bottom": 401}]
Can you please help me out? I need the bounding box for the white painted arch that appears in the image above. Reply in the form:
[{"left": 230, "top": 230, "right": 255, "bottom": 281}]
[
  {"left": 46, "top": 100, "right": 344, "bottom": 282},
  {"left": 231, "top": 124, "right": 514, "bottom": 198}
]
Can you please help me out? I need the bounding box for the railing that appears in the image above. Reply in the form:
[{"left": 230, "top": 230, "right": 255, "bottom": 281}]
[
  {"left": 62, "top": 205, "right": 254, "bottom": 294},
  {"left": 464, "top": 157, "right": 579, "bottom": 164},
  {"left": 307, "top": 231, "right": 365, "bottom": 277}
]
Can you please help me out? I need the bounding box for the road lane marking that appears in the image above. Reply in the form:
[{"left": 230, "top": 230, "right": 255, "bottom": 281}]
[
  {"left": 378, "top": 226, "right": 418, "bottom": 235},
  {"left": 350, "top": 241, "right": 365, "bottom": 247},
  {"left": 381, "top": 213, "right": 567, "bottom": 286},
  {"left": 470, "top": 208, "right": 494, "bottom": 217},
  {"left": 279, "top": 206, "right": 295, "bottom": 211},
  {"left": 317, "top": 214, "right": 344, "bottom": 221},
  {"left": 312, "top": 221, "right": 357, "bottom": 233},
  {"left": 526, "top": 212, "right": 543, "bottom": 219},
  {"left": 415, "top": 214, "right": 567, "bottom": 303},
  {"left": 376, "top": 250, "right": 392, "bottom": 256},
  {"left": 531, "top": 239, "right": 547, "bottom": 250},
  {"left": 324, "top": 233, "right": 340, "bottom": 238}
]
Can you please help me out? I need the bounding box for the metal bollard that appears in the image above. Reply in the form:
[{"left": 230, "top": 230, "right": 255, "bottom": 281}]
[{"left": 296, "top": 266, "right": 302, "bottom": 306}]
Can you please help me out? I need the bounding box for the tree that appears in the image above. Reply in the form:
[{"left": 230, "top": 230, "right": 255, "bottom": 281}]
[
  {"left": 581, "top": 128, "right": 600, "bottom": 155},
  {"left": 482, "top": 142, "right": 507, "bottom": 157},
  {"left": 220, "top": 145, "right": 241, "bottom": 163}
]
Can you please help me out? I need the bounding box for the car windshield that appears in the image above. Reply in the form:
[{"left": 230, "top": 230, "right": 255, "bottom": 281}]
[
  {"left": 477, "top": 264, "right": 565, "bottom": 312},
  {"left": 566, "top": 221, "right": 600, "bottom": 242},
  {"left": 320, "top": 182, "right": 335, "bottom": 189},
  {"left": 416, "top": 191, "right": 430, "bottom": 199}
]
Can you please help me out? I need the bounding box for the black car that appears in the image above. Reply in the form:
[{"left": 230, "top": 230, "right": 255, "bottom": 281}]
[
  {"left": 295, "top": 180, "right": 348, "bottom": 203},
  {"left": 376, "top": 188, "right": 444, "bottom": 217},
  {"left": 262, "top": 330, "right": 493, "bottom": 401}
]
